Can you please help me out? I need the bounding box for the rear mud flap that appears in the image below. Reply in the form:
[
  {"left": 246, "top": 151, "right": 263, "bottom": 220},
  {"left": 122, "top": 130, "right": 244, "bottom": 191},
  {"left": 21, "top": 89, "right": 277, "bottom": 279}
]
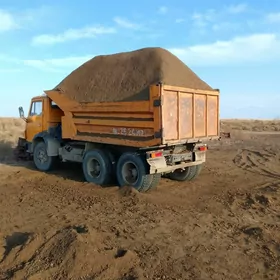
[{"left": 147, "top": 156, "right": 167, "bottom": 174}]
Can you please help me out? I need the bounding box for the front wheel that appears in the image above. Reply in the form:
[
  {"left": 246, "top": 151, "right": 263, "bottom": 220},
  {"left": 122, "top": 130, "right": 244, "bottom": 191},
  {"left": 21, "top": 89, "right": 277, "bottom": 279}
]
[{"left": 33, "top": 141, "right": 58, "bottom": 171}]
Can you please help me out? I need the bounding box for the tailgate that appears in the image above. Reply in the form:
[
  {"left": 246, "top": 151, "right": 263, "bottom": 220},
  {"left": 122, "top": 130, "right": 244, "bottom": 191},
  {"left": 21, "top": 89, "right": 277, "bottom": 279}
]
[{"left": 161, "top": 85, "right": 220, "bottom": 144}]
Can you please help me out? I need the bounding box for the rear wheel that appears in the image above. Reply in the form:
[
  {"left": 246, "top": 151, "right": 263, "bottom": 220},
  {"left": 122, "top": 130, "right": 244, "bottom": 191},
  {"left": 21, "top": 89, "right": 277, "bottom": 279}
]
[
  {"left": 82, "top": 149, "right": 113, "bottom": 186},
  {"left": 188, "top": 164, "right": 203, "bottom": 181},
  {"left": 33, "top": 141, "right": 58, "bottom": 171},
  {"left": 141, "top": 173, "right": 161, "bottom": 192},
  {"left": 169, "top": 164, "right": 203, "bottom": 182},
  {"left": 116, "top": 153, "right": 153, "bottom": 192}
]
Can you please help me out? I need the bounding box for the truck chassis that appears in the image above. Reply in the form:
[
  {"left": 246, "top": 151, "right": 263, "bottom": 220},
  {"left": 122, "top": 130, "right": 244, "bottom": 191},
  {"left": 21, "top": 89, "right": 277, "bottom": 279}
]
[{"left": 15, "top": 133, "right": 207, "bottom": 192}]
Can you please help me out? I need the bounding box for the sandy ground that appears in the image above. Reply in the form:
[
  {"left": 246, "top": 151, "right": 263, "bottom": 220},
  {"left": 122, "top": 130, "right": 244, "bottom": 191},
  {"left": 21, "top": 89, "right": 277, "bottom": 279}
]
[{"left": 0, "top": 118, "right": 280, "bottom": 280}]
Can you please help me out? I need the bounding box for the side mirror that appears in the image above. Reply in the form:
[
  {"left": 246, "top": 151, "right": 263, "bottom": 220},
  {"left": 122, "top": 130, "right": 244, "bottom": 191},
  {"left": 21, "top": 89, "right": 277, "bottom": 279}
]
[{"left": 18, "top": 106, "right": 27, "bottom": 122}]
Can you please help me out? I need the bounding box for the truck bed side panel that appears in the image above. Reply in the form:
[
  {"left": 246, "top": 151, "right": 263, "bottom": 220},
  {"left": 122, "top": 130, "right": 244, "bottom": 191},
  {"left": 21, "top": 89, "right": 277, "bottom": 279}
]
[
  {"left": 45, "top": 85, "right": 219, "bottom": 148},
  {"left": 161, "top": 85, "right": 220, "bottom": 144},
  {"left": 46, "top": 89, "right": 162, "bottom": 148}
]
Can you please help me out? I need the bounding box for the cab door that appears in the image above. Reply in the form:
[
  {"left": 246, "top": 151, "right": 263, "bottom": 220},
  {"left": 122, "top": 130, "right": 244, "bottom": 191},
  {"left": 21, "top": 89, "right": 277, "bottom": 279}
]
[{"left": 26, "top": 100, "right": 44, "bottom": 142}]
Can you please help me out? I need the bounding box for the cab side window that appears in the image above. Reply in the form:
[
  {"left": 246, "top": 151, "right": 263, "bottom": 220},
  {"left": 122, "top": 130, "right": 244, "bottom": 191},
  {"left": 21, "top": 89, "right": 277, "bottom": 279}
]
[
  {"left": 30, "top": 101, "right": 42, "bottom": 116},
  {"left": 51, "top": 101, "right": 59, "bottom": 109}
]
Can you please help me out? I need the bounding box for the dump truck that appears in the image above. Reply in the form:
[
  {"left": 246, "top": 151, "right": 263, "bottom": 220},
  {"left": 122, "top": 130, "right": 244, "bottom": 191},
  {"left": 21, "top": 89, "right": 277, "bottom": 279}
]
[{"left": 16, "top": 83, "right": 220, "bottom": 192}]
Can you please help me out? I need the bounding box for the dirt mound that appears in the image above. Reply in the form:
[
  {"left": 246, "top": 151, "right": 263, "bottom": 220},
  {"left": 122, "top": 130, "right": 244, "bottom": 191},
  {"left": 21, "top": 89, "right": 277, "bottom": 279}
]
[
  {"left": 221, "top": 119, "right": 280, "bottom": 132},
  {"left": 0, "top": 118, "right": 25, "bottom": 162},
  {"left": 0, "top": 226, "right": 141, "bottom": 280},
  {"left": 54, "top": 47, "right": 212, "bottom": 102}
]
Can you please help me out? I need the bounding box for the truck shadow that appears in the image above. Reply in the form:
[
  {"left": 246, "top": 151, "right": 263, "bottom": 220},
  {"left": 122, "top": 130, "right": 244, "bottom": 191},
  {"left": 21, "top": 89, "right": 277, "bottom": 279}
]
[{"left": 0, "top": 141, "right": 85, "bottom": 182}]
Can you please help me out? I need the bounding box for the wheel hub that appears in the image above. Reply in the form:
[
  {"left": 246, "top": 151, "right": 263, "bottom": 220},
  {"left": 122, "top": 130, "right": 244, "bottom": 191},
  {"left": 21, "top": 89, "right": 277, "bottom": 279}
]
[
  {"left": 122, "top": 162, "right": 138, "bottom": 185},
  {"left": 88, "top": 159, "right": 101, "bottom": 178},
  {"left": 37, "top": 149, "right": 48, "bottom": 163}
]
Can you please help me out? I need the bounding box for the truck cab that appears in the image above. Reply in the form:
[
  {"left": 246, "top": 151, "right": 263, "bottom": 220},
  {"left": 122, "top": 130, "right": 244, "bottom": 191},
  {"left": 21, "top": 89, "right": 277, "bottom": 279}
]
[{"left": 20, "top": 95, "right": 63, "bottom": 143}]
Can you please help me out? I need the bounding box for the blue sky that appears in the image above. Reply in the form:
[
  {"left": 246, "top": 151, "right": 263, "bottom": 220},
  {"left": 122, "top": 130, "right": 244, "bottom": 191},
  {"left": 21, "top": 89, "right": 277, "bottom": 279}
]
[{"left": 0, "top": 0, "right": 280, "bottom": 119}]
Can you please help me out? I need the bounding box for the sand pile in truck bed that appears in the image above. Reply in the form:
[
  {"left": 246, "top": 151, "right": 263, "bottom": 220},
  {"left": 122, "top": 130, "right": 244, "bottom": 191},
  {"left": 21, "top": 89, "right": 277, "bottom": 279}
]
[{"left": 54, "top": 47, "right": 213, "bottom": 103}]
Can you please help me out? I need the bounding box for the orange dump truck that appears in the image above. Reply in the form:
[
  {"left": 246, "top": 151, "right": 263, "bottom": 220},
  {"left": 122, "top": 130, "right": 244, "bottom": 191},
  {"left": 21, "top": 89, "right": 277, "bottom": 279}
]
[{"left": 16, "top": 83, "right": 220, "bottom": 192}]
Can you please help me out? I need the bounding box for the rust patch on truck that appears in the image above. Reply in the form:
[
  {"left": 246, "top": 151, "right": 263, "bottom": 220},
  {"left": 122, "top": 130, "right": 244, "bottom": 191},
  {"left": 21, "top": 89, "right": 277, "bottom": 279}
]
[
  {"left": 208, "top": 96, "right": 219, "bottom": 136},
  {"left": 179, "top": 93, "right": 193, "bottom": 138},
  {"left": 162, "top": 91, "right": 178, "bottom": 140},
  {"left": 194, "top": 94, "right": 206, "bottom": 137}
]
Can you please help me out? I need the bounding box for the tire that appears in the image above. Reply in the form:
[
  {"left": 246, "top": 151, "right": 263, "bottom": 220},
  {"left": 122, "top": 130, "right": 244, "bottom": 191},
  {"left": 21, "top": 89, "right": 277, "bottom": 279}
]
[
  {"left": 169, "top": 164, "right": 203, "bottom": 182},
  {"left": 116, "top": 153, "right": 153, "bottom": 192},
  {"left": 188, "top": 164, "right": 203, "bottom": 181},
  {"left": 33, "top": 141, "right": 58, "bottom": 171},
  {"left": 142, "top": 173, "right": 161, "bottom": 192},
  {"left": 82, "top": 149, "right": 113, "bottom": 186},
  {"left": 104, "top": 150, "right": 117, "bottom": 185}
]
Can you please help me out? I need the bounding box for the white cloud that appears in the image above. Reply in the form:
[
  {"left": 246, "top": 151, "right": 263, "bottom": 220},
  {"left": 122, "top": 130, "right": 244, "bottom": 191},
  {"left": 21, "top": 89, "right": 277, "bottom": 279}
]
[
  {"left": 113, "top": 17, "right": 141, "bottom": 29},
  {"left": 226, "top": 3, "right": 248, "bottom": 14},
  {"left": 158, "top": 6, "right": 168, "bottom": 15},
  {"left": 175, "top": 18, "right": 185, "bottom": 23},
  {"left": 191, "top": 4, "right": 249, "bottom": 32},
  {"left": 169, "top": 33, "right": 280, "bottom": 66},
  {"left": 265, "top": 12, "right": 280, "bottom": 23},
  {"left": 0, "top": 6, "right": 55, "bottom": 32},
  {"left": 1, "top": 52, "right": 95, "bottom": 72},
  {"left": 212, "top": 22, "right": 240, "bottom": 32},
  {"left": 0, "top": 9, "right": 18, "bottom": 32},
  {"left": 0, "top": 54, "right": 13, "bottom": 61},
  {"left": 0, "top": 68, "right": 22, "bottom": 73},
  {"left": 192, "top": 9, "right": 216, "bottom": 27},
  {"left": 32, "top": 26, "right": 116, "bottom": 45},
  {"left": 23, "top": 55, "right": 94, "bottom": 71},
  {"left": 19, "top": 5, "right": 54, "bottom": 23}
]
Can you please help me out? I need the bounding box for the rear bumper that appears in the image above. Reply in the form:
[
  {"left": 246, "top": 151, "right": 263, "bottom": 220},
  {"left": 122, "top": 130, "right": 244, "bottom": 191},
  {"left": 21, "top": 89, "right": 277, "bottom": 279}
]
[
  {"left": 164, "top": 136, "right": 221, "bottom": 146},
  {"left": 147, "top": 151, "right": 206, "bottom": 174}
]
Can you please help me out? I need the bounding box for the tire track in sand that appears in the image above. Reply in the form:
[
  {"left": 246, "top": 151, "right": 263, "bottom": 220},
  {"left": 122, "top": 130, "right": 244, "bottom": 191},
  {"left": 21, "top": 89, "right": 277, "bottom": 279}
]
[{"left": 233, "top": 148, "right": 280, "bottom": 179}]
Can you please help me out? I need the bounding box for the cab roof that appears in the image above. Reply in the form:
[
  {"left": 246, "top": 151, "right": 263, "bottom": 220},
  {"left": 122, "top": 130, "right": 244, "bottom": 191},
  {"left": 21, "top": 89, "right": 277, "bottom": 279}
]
[{"left": 31, "top": 94, "right": 48, "bottom": 101}]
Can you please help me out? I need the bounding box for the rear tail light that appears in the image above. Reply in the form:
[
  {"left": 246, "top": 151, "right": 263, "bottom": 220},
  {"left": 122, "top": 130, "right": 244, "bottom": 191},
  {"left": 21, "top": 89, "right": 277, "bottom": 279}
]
[
  {"left": 198, "top": 145, "right": 207, "bottom": 151},
  {"left": 148, "top": 151, "right": 163, "bottom": 158}
]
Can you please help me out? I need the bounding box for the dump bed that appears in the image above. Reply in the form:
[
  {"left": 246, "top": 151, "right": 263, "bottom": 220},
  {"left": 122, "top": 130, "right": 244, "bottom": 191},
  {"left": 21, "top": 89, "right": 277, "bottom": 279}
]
[{"left": 45, "top": 84, "right": 220, "bottom": 148}]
